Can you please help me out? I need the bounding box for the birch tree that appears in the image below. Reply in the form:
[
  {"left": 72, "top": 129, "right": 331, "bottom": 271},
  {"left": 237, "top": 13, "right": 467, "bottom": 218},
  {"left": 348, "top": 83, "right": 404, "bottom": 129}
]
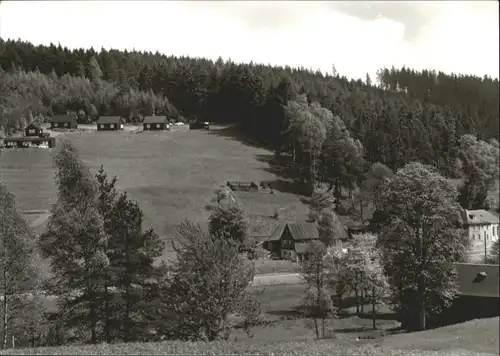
[
  {"left": 300, "top": 241, "right": 332, "bottom": 339},
  {"left": 156, "top": 220, "right": 255, "bottom": 341}
]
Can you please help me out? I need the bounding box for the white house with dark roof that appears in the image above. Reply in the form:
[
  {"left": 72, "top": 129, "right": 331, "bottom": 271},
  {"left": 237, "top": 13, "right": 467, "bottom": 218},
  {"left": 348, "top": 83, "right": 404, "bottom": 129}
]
[
  {"left": 461, "top": 209, "right": 499, "bottom": 262},
  {"left": 463, "top": 209, "right": 499, "bottom": 242}
]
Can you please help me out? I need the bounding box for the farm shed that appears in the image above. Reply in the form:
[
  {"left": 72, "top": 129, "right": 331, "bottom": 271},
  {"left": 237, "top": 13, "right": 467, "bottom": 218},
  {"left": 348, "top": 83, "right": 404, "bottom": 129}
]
[
  {"left": 428, "top": 263, "right": 499, "bottom": 328},
  {"left": 96, "top": 116, "right": 125, "bottom": 131},
  {"left": 51, "top": 115, "right": 78, "bottom": 129},
  {"left": 264, "top": 222, "right": 323, "bottom": 262},
  {"left": 143, "top": 116, "right": 169, "bottom": 131},
  {"left": 24, "top": 123, "right": 43, "bottom": 137}
]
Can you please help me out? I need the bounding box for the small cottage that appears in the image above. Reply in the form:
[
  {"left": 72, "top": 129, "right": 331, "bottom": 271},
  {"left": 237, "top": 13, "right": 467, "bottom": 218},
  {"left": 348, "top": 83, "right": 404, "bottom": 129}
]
[
  {"left": 264, "top": 222, "right": 322, "bottom": 262},
  {"left": 51, "top": 115, "right": 78, "bottom": 130},
  {"left": 96, "top": 116, "right": 125, "bottom": 131},
  {"left": 24, "top": 123, "right": 43, "bottom": 137},
  {"left": 429, "top": 263, "right": 499, "bottom": 328},
  {"left": 143, "top": 116, "right": 169, "bottom": 131}
]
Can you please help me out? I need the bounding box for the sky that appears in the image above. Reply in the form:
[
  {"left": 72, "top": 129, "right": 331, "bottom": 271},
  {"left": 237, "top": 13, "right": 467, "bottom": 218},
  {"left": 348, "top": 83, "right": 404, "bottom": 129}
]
[{"left": 0, "top": 1, "right": 498, "bottom": 81}]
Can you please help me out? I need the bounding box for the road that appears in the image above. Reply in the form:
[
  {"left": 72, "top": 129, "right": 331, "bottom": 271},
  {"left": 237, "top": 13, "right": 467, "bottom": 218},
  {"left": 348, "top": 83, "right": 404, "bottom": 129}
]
[{"left": 251, "top": 272, "right": 303, "bottom": 286}]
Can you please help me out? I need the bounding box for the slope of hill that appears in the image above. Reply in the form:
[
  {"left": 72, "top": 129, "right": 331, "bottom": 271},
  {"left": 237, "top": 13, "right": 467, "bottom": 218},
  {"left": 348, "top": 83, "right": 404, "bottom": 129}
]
[
  {"left": 4, "top": 317, "right": 498, "bottom": 355},
  {"left": 0, "top": 125, "right": 309, "bottom": 260},
  {"left": 1, "top": 38, "right": 498, "bottom": 177}
]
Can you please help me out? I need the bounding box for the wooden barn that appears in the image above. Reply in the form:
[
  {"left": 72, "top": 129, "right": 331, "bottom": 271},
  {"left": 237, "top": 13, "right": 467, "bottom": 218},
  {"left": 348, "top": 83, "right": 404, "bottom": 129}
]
[
  {"left": 264, "top": 222, "right": 324, "bottom": 262},
  {"left": 428, "top": 263, "right": 499, "bottom": 328},
  {"left": 143, "top": 116, "right": 169, "bottom": 131},
  {"left": 51, "top": 115, "right": 78, "bottom": 130},
  {"left": 96, "top": 116, "right": 125, "bottom": 131},
  {"left": 24, "top": 123, "right": 43, "bottom": 137}
]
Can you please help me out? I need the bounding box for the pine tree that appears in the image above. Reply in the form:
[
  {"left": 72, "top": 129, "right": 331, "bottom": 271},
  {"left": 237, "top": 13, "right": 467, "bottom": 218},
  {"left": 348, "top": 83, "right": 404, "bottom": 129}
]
[
  {"left": 39, "top": 139, "right": 108, "bottom": 344},
  {"left": 106, "top": 192, "right": 164, "bottom": 342}
]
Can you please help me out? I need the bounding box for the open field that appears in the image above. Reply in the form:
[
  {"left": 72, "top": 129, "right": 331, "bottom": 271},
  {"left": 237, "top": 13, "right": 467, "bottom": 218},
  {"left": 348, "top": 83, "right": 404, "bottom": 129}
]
[{"left": 0, "top": 126, "right": 309, "bottom": 263}]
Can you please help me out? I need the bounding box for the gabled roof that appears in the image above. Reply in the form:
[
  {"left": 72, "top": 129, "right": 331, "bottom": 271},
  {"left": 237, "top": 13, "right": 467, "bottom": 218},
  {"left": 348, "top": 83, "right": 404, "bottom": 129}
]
[
  {"left": 51, "top": 115, "right": 77, "bottom": 124},
  {"left": 288, "top": 222, "right": 319, "bottom": 240},
  {"left": 268, "top": 224, "right": 286, "bottom": 241},
  {"left": 454, "top": 263, "right": 499, "bottom": 298},
  {"left": 268, "top": 222, "right": 319, "bottom": 242},
  {"left": 463, "top": 209, "right": 499, "bottom": 225},
  {"left": 143, "top": 116, "right": 168, "bottom": 124},
  {"left": 97, "top": 116, "right": 124, "bottom": 124}
]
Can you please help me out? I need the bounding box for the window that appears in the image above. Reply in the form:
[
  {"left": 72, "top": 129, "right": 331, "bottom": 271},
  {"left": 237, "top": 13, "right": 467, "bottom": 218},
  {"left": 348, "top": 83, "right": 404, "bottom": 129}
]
[
  {"left": 100, "top": 124, "right": 104, "bottom": 129},
  {"left": 29, "top": 129, "right": 35, "bottom": 134},
  {"left": 157, "top": 124, "right": 160, "bottom": 128},
  {"left": 64, "top": 123, "right": 68, "bottom": 127},
  {"left": 110, "top": 124, "right": 115, "bottom": 129},
  {"left": 54, "top": 123, "right": 58, "bottom": 127},
  {"left": 146, "top": 124, "right": 150, "bottom": 129}
]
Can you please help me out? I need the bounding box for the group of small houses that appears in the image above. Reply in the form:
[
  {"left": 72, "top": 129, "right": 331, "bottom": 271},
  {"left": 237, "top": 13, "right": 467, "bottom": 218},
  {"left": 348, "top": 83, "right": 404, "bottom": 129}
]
[
  {"left": 2, "top": 122, "right": 55, "bottom": 149},
  {"left": 0, "top": 115, "right": 210, "bottom": 149},
  {"left": 257, "top": 210, "right": 499, "bottom": 327}
]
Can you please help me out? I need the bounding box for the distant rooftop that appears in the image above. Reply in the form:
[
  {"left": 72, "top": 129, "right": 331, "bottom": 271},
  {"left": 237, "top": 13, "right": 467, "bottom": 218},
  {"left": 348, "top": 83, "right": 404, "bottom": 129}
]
[{"left": 463, "top": 209, "right": 499, "bottom": 225}]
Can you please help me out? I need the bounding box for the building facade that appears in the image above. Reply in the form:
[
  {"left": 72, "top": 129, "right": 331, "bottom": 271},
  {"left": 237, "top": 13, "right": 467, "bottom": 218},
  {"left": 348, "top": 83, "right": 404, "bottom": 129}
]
[
  {"left": 96, "top": 116, "right": 125, "bottom": 131},
  {"left": 461, "top": 209, "right": 499, "bottom": 261},
  {"left": 264, "top": 222, "right": 321, "bottom": 262},
  {"left": 24, "top": 123, "right": 43, "bottom": 137},
  {"left": 143, "top": 116, "right": 169, "bottom": 131},
  {"left": 51, "top": 115, "right": 78, "bottom": 130}
]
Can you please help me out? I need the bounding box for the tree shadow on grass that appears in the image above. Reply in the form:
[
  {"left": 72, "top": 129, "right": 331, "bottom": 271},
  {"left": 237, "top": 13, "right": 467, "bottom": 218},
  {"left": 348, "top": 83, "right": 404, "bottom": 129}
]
[
  {"left": 254, "top": 153, "right": 309, "bottom": 196},
  {"left": 266, "top": 309, "right": 304, "bottom": 319},
  {"left": 207, "top": 125, "right": 269, "bottom": 150},
  {"left": 337, "top": 310, "right": 399, "bottom": 322}
]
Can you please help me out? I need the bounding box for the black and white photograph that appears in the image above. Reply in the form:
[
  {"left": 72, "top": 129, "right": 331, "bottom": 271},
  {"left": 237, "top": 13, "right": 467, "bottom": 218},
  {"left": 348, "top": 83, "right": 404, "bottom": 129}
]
[{"left": 0, "top": 1, "right": 498, "bottom": 355}]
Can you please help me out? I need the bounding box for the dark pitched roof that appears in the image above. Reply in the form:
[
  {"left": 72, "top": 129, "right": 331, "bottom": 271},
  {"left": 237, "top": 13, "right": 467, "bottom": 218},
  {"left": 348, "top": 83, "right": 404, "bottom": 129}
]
[
  {"left": 143, "top": 116, "right": 168, "bottom": 124},
  {"left": 268, "top": 224, "right": 286, "bottom": 241},
  {"left": 97, "top": 116, "right": 124, "bottom": 124},
  {"left": 268, "top": 222, "right": 319, "bottom": 242},
  {"left": 288, "top": 222, "right": 319, "bottom": 240},
  {"left": 51, "top": 115, "right": 77, "bottom": 124},
  {"left": 454, "top": 263, "right": 499, "bottom": 298},
  {"left": 463, "top": 209, "right": 499, "bottom": 225}
]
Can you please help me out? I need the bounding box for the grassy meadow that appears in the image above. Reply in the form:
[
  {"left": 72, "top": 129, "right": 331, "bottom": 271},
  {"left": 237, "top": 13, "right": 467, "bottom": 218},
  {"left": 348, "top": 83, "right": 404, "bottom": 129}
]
[
  {"left": 0, "top": 125, "right": 309, "bottom": 261},
  {"left": 4, "top": 316, "right": 498, "bottom": 355}
]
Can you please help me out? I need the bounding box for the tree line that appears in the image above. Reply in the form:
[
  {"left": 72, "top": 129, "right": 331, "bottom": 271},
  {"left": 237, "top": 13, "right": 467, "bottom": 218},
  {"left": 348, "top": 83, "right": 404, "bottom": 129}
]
[
  {"left": 298, "top": 161, "right": 499, "bottom": 338},
  {"left": 1, "top": 38, "right": 499, "bottom": 177}
]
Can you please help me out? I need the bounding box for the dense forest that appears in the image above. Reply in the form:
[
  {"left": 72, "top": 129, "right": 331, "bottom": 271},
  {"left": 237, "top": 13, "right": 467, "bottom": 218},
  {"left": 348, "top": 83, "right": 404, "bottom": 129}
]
[{"left": 1, "top": 38, "right": 498, "bottom": 178}]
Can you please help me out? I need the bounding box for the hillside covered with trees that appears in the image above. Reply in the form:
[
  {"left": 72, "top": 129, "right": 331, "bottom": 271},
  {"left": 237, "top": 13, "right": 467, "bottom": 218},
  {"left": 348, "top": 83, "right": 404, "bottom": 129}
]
[{"left": 0, "top": 39, "right": 498, "bottom": 207}]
